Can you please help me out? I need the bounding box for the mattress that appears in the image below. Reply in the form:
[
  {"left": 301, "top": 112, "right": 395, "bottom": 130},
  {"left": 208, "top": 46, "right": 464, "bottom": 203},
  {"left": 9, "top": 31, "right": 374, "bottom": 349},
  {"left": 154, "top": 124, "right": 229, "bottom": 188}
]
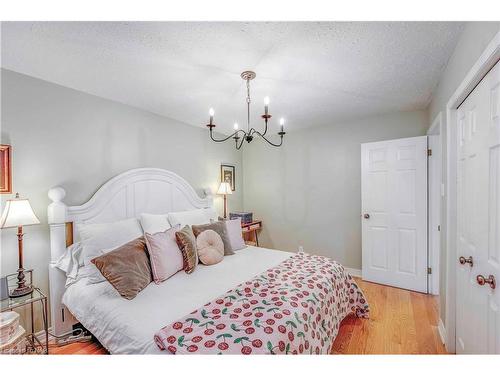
[{"left": 62, "top": 246, "right": 293, "bottom": 354}]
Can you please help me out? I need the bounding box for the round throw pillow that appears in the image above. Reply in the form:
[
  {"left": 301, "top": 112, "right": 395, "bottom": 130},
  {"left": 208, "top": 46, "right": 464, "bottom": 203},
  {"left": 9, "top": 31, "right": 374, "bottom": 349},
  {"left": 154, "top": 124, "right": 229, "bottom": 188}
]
[{"left": 196, "top": 230, "right": 224, "bottom": 265}]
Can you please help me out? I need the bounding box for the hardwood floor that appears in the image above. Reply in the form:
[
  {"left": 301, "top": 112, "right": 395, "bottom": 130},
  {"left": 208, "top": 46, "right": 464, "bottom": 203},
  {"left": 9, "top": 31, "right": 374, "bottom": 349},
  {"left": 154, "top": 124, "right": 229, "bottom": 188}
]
[
  {"left": 49, "top": 278, "right": 446, "bottom": 355},
  {"left": 331, "top": 278, "right": 446, "bottom": 354}
]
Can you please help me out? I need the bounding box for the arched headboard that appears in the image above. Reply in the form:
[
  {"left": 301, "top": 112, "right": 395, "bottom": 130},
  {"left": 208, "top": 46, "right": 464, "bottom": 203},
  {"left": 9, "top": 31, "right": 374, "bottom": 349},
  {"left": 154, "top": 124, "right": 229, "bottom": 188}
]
[{"left": 47, "top": 168, "right": 214, "bottom": 337}]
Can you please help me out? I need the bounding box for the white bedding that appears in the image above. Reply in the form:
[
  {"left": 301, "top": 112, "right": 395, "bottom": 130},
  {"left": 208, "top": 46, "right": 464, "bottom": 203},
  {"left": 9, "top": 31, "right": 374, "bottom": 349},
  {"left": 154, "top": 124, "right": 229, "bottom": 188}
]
[{"left": 62, "top": 246, "right": 293, "bottom": 354}]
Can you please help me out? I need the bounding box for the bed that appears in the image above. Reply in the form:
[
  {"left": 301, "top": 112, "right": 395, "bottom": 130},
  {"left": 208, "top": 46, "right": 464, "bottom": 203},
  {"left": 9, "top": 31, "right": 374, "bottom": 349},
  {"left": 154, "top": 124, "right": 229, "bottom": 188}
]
[
  {"left": 47, "top": 168, "right": 368, "bottom": 354},
  {"left": 63, "top": 246, "right": 291, "bottom": 354}
]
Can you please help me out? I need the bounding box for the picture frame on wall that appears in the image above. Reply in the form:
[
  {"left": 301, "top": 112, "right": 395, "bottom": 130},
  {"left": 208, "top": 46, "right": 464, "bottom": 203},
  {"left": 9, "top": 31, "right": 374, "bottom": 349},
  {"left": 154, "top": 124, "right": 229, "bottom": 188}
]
[
  {"left": 220, "top": 164, "right": 235, "bottom": 191},
  {"left": 0, "top": 144, "right": 12, "bottom": 194}
]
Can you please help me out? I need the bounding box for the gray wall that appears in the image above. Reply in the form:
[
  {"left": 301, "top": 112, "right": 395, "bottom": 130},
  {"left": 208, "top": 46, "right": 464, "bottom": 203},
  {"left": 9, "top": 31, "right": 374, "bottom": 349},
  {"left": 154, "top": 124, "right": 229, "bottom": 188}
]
[
  {"left": 427, "top": 22, "right": 500, "bottom": 324},
  {"left": 0, "top": 69, "right": 243, "bottom": 318},
  {"left": 242, "top": 110, "right": 428, "bottom": 269}
]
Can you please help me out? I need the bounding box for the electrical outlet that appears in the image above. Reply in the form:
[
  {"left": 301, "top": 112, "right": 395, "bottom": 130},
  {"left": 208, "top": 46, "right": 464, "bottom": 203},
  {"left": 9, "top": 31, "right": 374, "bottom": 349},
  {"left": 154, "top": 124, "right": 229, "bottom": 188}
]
[{"left": 298, "top": 246, "right": 304, "bottom": 253}]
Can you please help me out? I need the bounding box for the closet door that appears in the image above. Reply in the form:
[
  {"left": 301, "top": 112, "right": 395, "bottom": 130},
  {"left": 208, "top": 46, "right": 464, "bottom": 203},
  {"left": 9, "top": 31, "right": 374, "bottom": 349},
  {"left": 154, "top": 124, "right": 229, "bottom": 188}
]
[
  {"left": 361, "top": 136, "right": 428, "bottom": 293},
  {"left": 455, "top": 60, "right": 500, "bottom": 354}
]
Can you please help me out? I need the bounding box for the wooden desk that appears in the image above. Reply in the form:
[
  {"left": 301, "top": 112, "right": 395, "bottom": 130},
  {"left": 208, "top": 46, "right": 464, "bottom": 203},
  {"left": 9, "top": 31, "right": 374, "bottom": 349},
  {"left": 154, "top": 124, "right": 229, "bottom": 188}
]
[{"left": 241, "top": 220, "right": 262, "bottom": 247}]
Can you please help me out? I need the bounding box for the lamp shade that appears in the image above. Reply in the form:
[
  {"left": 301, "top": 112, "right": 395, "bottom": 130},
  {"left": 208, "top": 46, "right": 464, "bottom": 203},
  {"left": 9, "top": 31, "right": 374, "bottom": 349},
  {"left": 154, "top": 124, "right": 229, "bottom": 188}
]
[
  {"left": 0, "top": 194, "right": 40, "bottom": 228},
  {"left": 217, "top": 182, "right": 233, "bottom": 195}
]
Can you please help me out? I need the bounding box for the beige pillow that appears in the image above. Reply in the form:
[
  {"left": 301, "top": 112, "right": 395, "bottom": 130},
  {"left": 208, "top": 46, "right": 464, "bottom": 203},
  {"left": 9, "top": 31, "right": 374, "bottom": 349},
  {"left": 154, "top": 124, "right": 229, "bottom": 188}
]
[
  {"left": 91, "top": 237, "right": 152, "bottom": 300},
  {"left": 196, "top": 230, "right": 224, "bottom": 265}
]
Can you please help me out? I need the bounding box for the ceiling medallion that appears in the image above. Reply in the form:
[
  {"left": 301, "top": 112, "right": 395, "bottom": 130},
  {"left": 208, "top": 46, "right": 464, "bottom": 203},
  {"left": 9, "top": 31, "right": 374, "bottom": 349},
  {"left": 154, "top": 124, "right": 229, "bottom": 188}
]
[{"left": 206, "top": 71, "right": 286, "bottom": 149}]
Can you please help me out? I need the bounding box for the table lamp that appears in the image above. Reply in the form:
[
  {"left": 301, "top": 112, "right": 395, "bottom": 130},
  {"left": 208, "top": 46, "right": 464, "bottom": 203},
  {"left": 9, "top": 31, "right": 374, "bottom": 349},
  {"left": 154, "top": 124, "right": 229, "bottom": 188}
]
[
  {"left": 217, "top": 182, "right": 232, "bottom": 219},
  {"left": 0, "top": 193, "right": 40, "bottom": 297}
]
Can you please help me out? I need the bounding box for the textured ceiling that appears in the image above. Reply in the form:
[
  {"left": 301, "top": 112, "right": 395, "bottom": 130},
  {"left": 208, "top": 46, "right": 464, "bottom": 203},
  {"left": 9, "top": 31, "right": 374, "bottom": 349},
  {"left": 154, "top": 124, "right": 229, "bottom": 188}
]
[{"left": 1, "top": 22, "right": 464, "bottom": 133}]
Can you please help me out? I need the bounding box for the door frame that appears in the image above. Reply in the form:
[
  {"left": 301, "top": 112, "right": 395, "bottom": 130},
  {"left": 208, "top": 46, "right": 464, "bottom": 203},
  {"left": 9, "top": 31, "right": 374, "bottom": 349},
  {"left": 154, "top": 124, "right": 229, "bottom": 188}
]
[
  {"left": 427, "top": 113, "right": 443, "bottom": 295},
  {"left": 444, "top": 31, "right": 500, "bottom": 353}
]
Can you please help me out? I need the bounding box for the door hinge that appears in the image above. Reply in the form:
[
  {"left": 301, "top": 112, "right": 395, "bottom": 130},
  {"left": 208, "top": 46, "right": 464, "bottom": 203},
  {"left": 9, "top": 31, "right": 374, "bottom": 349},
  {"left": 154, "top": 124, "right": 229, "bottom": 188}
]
[
  {"left": 427, "top": 149, "right": 432, "bottom": 156},
  {"left": 438, "top": 225, "right": 441, "bottom": 231},
  {"left": 427, "top": 267, "right": 432, "bottom": 275}
]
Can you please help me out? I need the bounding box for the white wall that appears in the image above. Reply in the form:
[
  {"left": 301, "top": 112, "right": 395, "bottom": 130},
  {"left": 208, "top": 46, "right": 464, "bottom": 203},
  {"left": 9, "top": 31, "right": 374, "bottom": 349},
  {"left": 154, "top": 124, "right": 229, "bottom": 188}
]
[
  {"left": 242, "top": 110, "right": 428, "bottom": 269},
  {"left": 427, "top": 22, "right": 500, "bottom": 324},
  {"left": 0, "top": 69, "right": 243, "bottom": 322}
]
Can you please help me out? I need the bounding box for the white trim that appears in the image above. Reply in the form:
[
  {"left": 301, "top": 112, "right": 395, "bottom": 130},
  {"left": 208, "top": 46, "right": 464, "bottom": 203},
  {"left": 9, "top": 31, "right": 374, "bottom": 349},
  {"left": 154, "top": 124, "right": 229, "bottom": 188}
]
[
  {"left": 427, "top": 113, "right": 443, "bottom": 296},
  {"left": 444, "top": 31, "right": 500, "bottom": 354},
  {"left": 345, "top": 267, "right": 362, "bottom": 278},
  {"left": 438, "top": 318, "right": 447, "bottom": 346}
]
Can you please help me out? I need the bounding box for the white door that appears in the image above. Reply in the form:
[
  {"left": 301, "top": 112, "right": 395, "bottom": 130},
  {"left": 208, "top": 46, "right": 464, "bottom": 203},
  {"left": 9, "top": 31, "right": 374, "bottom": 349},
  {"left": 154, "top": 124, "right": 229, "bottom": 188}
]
[
  {"left": 455, "top": 60, "right": 500, "bottom": 354},
  {"left": 361, "top": 136, "right": 428, "bottom": 292}
]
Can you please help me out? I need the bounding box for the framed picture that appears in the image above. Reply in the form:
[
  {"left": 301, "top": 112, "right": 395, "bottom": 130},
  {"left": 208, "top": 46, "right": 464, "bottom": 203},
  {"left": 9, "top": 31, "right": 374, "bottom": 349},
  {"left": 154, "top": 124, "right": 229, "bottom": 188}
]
[
  {"left": 220, "top": 164, "right": 235, "bottom": 191},
  {"left": 0, "top": 145, "right": 12, "bottom": 194}
]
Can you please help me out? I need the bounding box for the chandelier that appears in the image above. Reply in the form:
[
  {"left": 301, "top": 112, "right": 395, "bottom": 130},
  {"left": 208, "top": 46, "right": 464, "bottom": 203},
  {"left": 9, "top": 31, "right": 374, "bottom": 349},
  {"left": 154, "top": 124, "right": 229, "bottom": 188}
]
[{"left": 206, "top": 71, "right": 286, "bottom": 149}]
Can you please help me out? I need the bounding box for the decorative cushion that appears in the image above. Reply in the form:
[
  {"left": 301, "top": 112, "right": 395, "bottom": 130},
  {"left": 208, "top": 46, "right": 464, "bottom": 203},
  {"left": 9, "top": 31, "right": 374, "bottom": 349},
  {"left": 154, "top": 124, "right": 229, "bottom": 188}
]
[
  {"left": 175, "top": 226, "right": 198, "bottom": 274},
  {"left": 196, "top": 230, "right": 224, "bottom": 265},
  {"left": 144, "top": 225, "right": 183, "bottom": 283},
  {"left": 77, "top": 218, "right": 143, "bottom": 265},
  {"left": 168, "top": 208, "right": 218, "bottom": 228},
  {"left": 91, "top": 237, "right": 152, "bottom": 300},
  {"left": 219, "top": 217, "right": 246, "bottom": 251},
  {"left": 140, "top": 213, "right": 171, "bottom": 235},
  {"left": 192, "top": 221, "right": 234, "bottom": 255}
]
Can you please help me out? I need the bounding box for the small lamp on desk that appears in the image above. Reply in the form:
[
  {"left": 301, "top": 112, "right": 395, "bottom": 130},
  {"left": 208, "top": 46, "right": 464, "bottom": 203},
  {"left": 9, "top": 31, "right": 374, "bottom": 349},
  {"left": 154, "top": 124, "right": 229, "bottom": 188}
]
[
  {"left": 0, "top": 193, "right": 40, "bottom": 297},
  {"left": 217, "top": 182, "right": 232, "bottom": 219}
]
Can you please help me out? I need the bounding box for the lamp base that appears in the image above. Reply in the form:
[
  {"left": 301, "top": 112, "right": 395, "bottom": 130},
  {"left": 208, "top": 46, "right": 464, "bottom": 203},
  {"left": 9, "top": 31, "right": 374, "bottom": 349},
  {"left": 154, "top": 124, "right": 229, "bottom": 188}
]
[{"left": 9, "top": 284, "right": 33, "bottom": 298}]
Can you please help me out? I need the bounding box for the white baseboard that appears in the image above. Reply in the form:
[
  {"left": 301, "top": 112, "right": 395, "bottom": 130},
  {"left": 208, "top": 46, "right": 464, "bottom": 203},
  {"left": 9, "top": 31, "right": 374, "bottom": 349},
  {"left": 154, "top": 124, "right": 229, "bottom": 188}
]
[
  {"left": 437, "top": 318, "right": 447, "bottom": 345},
  {"left": 345, "top": 267, "right": 362, "bottom": 278}
]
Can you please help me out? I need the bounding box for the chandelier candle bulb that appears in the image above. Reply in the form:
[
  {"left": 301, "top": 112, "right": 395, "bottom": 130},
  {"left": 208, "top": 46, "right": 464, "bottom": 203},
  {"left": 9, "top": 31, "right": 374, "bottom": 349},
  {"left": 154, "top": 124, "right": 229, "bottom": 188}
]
[
  {"left": 233, "top": 122, "right": 238, "bottom": 130},
  {"left": 264, "top": 96, "right": 270, "bottom": 115},
  {"left": 280, "top": 118, "right": 285, "bottom": 132},
  {"left": 209, "top": 108, "right": 215, "bottom": 125}
]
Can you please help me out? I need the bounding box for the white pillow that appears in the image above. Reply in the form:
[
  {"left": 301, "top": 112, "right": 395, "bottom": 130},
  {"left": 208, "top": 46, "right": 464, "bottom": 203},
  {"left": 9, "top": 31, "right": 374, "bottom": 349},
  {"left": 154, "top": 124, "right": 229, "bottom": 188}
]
[
  {"left": 168, "top": 208, "right": 218, "bottom": 227},
  {"left": 55, "top": 242, "right": 84, "bottom": 287},
  {"left": 224, "top": 218, "right": 247, "bottom": 251},
  {"left": 140, "top": 213, "right": 171, "bottom": 234},
  {"left": 77, "top": 217, "right": 143, "bottom": 265}
]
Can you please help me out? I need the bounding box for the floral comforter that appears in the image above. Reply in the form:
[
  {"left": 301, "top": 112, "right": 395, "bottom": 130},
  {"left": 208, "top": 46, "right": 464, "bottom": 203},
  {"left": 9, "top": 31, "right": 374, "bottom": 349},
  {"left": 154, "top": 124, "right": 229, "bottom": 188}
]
[{"left": 154, "top": 252, "right": 369, "bottom": 354}]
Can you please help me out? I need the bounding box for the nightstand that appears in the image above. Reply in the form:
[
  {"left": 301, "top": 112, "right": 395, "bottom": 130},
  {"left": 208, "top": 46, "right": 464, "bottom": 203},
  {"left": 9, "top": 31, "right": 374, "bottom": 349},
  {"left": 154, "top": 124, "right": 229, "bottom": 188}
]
[
  {"left": 1, "top": 272, "right": 49, "bottom": 354},
  {"left": 241, "top": 220, "right": 262, "bottom": 247}
]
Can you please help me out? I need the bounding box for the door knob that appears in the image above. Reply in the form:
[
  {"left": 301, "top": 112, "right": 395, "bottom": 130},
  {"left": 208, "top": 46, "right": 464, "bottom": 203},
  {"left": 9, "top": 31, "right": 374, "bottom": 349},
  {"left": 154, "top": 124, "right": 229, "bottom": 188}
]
[
  {"left": 459, "top": 256, "right": 473, "bottom": 267},
  {"left": 476, "top": 274, "right": 496, "bottom": 290},
  {"left": 363, "top": 213, "right": 370, "bottom": 219}
]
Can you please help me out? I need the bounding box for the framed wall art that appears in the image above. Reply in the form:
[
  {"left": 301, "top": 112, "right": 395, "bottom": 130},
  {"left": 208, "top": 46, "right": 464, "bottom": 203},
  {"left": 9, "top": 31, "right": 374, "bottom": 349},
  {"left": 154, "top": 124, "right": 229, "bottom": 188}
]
[
  {"left": 220, "top": 164, "right": 235, "bottom": 191},
  {"left": 0, "top": 145, "right": 12, "bottom": 194}
]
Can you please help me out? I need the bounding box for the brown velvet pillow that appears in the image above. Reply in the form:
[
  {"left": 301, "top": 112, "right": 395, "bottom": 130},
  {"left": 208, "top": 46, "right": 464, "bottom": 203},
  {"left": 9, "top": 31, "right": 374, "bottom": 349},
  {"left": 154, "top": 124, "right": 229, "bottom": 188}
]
[
  {"left": 192, "top": 221, "right": 234, "bottom": 255},
  {"left": 175, "top": 225, "right": 198, "bottom": 274},
  {"left": 91, "top": 236, "right": 152, "bottom": 300}
]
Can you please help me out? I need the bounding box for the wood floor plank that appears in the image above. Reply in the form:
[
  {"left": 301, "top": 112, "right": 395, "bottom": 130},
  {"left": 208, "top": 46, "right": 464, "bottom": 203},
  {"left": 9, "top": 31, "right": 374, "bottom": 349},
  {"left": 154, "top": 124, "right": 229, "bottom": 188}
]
[{"left": 47, "top": 278, "right": 447, "bottom": 355}]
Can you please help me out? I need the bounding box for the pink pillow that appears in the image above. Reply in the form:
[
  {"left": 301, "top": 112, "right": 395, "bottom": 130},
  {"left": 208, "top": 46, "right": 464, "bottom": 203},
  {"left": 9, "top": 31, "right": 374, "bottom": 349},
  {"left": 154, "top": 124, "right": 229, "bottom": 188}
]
[
  {"left": 196, "top": 230, "right": 224, "bottom": 265},
  {"left": 144, "top": 225, "right": 183, "bottom": 283},
  {"left": 224, "top": 218, "right": 246, "bottom": 251}
]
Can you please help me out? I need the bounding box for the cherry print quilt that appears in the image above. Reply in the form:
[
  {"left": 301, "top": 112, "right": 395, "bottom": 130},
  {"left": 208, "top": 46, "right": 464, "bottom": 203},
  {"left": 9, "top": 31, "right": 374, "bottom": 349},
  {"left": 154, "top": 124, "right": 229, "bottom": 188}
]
[{"left": 154, "top": 252, "right": 369, "bottom": 354}]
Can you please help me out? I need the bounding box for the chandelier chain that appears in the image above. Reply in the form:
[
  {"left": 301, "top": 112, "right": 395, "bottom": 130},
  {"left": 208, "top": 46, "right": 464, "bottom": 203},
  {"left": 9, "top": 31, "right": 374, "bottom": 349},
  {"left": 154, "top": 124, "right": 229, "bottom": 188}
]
[{"left": 246, "top": 78, "right": 251, "bottom": 132}]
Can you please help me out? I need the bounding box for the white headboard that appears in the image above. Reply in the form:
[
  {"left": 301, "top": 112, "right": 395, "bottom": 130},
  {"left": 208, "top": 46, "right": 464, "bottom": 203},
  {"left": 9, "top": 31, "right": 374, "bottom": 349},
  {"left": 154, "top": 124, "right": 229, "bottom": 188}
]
[{"left": 47, "top": 168, "right": 213, "bottom": 337}]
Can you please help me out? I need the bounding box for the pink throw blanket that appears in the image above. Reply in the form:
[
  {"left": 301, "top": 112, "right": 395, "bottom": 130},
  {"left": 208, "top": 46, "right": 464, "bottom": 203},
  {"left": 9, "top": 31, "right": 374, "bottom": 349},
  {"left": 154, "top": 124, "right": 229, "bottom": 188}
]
[{"left": 154, "top": 253, "right": 369, "bottom": 354}]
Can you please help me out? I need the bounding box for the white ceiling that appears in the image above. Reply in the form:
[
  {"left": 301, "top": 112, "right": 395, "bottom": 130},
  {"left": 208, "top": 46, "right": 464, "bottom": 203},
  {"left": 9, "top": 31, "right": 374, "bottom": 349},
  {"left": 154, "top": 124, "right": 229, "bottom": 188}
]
[{"left": 1, "top": 22, "right": 464, "bottom": 134}]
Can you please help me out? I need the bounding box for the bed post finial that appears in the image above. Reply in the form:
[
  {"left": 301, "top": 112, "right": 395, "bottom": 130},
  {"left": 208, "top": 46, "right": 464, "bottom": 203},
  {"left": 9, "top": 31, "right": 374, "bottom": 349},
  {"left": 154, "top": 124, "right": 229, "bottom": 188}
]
[
  {"left": 203, "top": 188, "right": 214, "bottom": 206},
  {"left": 48, "top": 186, "right": 67, "bottom": 224}
]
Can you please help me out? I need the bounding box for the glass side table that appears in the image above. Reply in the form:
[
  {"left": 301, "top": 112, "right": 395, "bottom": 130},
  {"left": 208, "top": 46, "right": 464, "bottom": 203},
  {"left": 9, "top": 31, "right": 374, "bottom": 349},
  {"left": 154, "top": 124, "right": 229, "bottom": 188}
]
[{"left": 1, "top": 271, "right": 49, "bottom": 354}]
